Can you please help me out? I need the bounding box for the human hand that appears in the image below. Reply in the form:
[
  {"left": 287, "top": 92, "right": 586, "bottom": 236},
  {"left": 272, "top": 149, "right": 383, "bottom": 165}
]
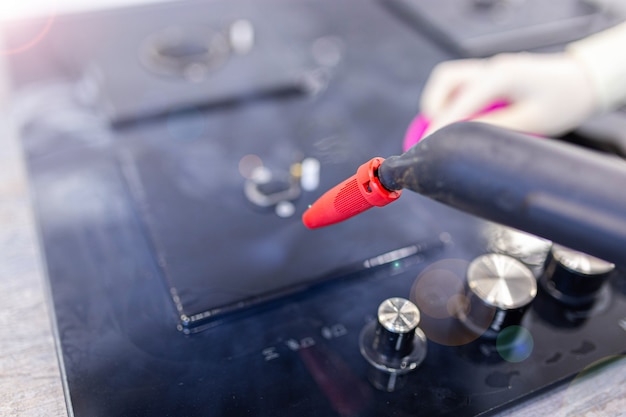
[{"left": 419, "top": 52, "right": 598, "bottom": 137}]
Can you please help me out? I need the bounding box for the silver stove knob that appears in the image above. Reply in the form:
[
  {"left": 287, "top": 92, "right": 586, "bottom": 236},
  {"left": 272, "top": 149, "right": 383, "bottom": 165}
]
[
  {"left": 360, "top": 297, "right": 427, "bottom": 391},
  {"left": 541, "top": 244, "right": 614, "bottom": 306},
  {"left": 461, "top": 254, "right": 537, "bottom": 339},
  {"left": 375, "top": 297, "right": 421, "bottom": 357}
]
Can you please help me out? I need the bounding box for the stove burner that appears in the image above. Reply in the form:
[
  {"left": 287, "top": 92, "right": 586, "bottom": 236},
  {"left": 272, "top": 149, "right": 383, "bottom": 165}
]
[
  {"left": 242, "top": 157, "right": 320, "bottom": 217},
  {"left": 139, "top": 25, "right": 234, "bottom": 82},
  {"left": 244, "top": 165, "right": 302, "bottom": 212}
]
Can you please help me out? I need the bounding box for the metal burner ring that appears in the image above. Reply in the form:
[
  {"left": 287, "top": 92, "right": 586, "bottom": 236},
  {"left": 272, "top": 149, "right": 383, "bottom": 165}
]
[{"left": 139, "top": 26, "right": 231, "bottom": 82}]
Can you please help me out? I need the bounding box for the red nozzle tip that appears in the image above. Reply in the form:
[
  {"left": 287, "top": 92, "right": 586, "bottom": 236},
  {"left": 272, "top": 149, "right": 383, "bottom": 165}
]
[{"left": 302, "top": 157, "right": 401, "bottom": 229}]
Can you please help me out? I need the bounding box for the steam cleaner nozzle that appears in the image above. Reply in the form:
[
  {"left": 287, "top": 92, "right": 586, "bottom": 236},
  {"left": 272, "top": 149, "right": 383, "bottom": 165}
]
[{"left": 302, "top": 157, "right": 402, "bottom": 229}]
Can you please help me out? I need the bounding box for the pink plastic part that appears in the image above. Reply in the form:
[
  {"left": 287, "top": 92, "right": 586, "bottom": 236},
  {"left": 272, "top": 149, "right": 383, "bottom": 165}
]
[
  {"left": 302, "top": 157, "right": 401, "bottom": 229},
  {"left": 402, "top": 100, "right": 509, "bottom": 151}
]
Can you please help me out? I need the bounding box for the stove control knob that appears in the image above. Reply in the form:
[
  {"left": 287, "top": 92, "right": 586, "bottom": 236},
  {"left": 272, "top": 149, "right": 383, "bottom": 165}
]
[
  {"left": 359, "top": 297, "right": 427, "bottom": 391},
  {"left": 541, "top": 244, "right": 614, "bottom": 306},
  {"left": 461, "top": 254, "right": 537, "bottom": 339}
]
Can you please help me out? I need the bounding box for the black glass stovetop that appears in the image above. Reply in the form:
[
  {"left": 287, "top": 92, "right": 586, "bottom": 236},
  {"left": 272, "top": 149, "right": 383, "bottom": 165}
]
[{"left": 5, "top": 0, "right": 626, "bottom": 416}]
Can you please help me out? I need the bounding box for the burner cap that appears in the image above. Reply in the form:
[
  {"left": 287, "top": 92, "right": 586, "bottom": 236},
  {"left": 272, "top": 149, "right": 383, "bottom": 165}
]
[{"left": 139, "top": 26, "right": 231, "bottom": 82}]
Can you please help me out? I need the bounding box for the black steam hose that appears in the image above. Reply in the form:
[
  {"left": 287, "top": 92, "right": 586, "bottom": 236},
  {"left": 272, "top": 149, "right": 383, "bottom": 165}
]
[{"left": 378, "top": 121, "right": 626, "bottom": 266}]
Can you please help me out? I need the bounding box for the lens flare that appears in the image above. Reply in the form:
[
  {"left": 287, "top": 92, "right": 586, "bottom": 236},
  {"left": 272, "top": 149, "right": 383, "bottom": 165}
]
[
  {"left": 412, "top": 268, "right": 464, "bottom": 320},
  {"left": 495, "top": 326, "right": 534, "bottom": 363},
  {"left": 410, "top": 258, "right": 482, "bottom": 346},
  {"left": 1, "top": 12, "right": 56, "bottom": 56}
]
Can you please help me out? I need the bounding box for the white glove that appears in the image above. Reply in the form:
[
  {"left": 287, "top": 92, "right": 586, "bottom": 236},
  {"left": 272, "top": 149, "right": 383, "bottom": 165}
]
[{"left": 419, "top": 52, "right": 598, "bottom": 137}]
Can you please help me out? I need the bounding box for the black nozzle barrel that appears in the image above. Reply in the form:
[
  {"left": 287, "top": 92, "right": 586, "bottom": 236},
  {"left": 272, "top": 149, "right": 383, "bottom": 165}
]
[{"left": 378, "top": 122, "right": 626, "bottom": 266}]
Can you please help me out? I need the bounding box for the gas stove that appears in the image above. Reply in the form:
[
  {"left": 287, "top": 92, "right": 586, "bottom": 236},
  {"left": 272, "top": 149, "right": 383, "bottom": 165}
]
[{"left": 4, "top": 0, "right": 626, "bottom": 416}]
